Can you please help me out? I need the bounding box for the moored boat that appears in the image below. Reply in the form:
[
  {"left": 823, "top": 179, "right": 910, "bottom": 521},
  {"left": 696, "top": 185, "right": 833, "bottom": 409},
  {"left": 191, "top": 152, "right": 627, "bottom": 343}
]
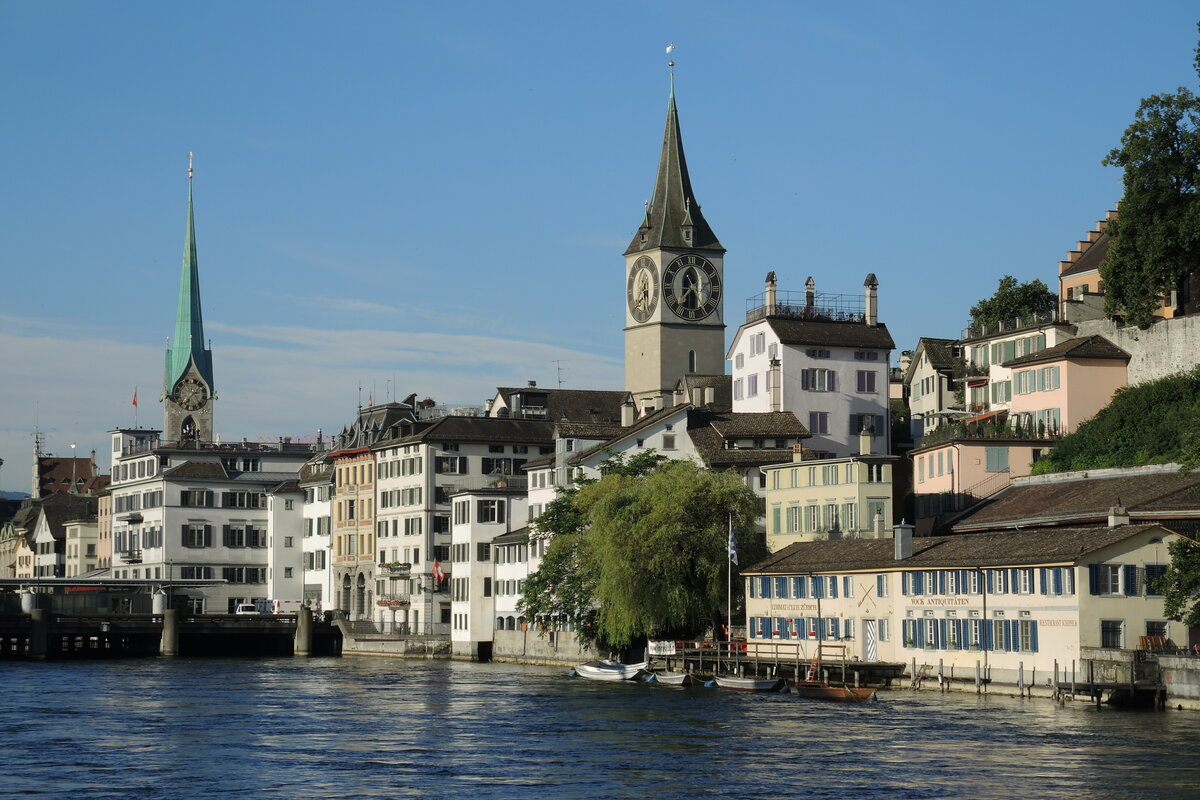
[
  {"left": 713, "top": 674, "right": 786, "bottom": 693},
  {"left": 652, "top": 670, "right": 693, "bottom": 686},
  {"left": 792, "top": 681, "right": 878, "bottom": 703},
  {"left": 573, "top": 659, "right": 648, "bottom": 681}
]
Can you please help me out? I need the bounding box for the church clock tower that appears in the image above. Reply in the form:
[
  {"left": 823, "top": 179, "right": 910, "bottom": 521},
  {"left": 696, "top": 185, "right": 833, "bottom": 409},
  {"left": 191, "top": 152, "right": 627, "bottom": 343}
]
[
  {"left": 624, "top": 77, "right": 725, "bottom": 412},
  {"left": 162, "top": 156, "right": 216, "bottom": 444}
]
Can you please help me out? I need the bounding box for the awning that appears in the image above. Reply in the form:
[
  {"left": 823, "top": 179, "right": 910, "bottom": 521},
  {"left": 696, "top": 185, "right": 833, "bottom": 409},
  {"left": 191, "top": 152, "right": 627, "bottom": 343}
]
[
  {"left": 965, "top": 409, "right": 1007, "bottom": 424},
  {"left": 966, "top": 378, "right": 988, "bottom": 388}
]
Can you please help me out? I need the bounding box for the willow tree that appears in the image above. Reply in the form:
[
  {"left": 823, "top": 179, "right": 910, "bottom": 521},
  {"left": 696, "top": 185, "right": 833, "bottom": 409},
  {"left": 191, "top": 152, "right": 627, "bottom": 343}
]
[
  {"left": 1100, "top": 26, "right": 1200, "bottom": 327},
  {"left": 1156, "top": 536, "right": 1200, "bottom": 627},
  {"left": 520, "top": 458, "right": 762, "bottom": 650}
]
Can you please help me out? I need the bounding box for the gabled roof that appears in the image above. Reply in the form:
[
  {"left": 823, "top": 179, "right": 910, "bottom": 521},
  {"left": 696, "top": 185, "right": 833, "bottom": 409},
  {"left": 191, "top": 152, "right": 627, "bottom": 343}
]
[
  {"left": 951, "top": 464, "right": 1200, "bottom": 533},
  {"left": 1059, "top": 230, "right": 1110, "bottom": 278},
  {"left": 903, "top": 337, "right": 959, "bottom": 384},
  {"left": 36, "top": 493, "right": 98, "bottom": 543},
  {"left": 624, "top": 82, "right": 723, "bottom": 256},
  {"left": 765, "top": 317, "right": 895, "bottom": 350},
  {"left": 745, "top": 524, "right": 1170, "bottom": 575},
  {"left": 569, "top": 405, "right": 688, "bottom": 465},
  {"left": 677, "top": 374, "right": 732, "bottom": 411},
  {"left": 163, "top": 461, "right": 228, "bottom": 480},
  {"left": 37, "top": 456, "right": 107, "bottom": 497},
  {"left": 1001, "top": 334, "right": 1129, "bottom": 369}
]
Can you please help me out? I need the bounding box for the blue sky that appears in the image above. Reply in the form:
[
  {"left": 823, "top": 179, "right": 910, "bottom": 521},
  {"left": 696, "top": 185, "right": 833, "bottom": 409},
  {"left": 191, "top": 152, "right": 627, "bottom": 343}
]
[{"left": 1, "top": 1, "right": 1197, "bottom": 492}]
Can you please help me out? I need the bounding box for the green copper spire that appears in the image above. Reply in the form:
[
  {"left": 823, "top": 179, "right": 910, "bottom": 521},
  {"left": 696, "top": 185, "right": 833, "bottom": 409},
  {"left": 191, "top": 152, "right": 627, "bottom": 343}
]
[
  {"left": 164, "top": 159, "right": 214, "bottom": 396},
  {"left": 625, "top": 76, "right": 723, "bottom": 256}
]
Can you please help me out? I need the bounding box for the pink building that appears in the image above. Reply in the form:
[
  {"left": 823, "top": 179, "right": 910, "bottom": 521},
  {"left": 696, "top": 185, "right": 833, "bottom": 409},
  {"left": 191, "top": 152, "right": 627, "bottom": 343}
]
[
  {"left": 1003, "top": 335, "right": 1129, "bottom": 436},
  {"left": 911, "top": 438, "right": 1049, "bottom": 535}
]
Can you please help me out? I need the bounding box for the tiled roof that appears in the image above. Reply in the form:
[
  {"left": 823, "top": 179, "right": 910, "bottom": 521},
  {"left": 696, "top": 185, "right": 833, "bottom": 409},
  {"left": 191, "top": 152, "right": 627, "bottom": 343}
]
[
  {"left": 1001, "top": 335, "right": 1130, "bottom": 369},
  {"left": 952, "top": 465, "right": 1200, "bottom": 532},
  {"left": 38, "top": 493, "right": 99, "bottom": 542},
  {"left": 688, "top": 409, "right": 809, "bottom": 469},
  {"left": 1060, "top": 231, "right": 1109, "bottom": 278},
  {"left": 37, "top": 456, "right": 105, "bottom": 497},
  {"left": 904, "top": 337, "right": 959, "bottom": 384},
  {"left": 163, "top": 461, "right": 228, "bottom": 479},
  {"left": 493, "top": 526, "right": 531, "bottom": 545},
  {"left": 492, "top": 388, "right": 627, "bottom": 424},
  {"left": 268, "top": 480, "right": 301, "bottom": 494},
  {"left": 745, "top": 524, "right": 1168, "bottom": 574},
  {"left": 555, "top": 421, "right": 627, "bottom": 440},
  {"left": 521, "top": 453, "right": 556, "bottom": 470},
  {"left": 569, "top": 405, "right": 687, "bottom": 464},
  {"left": 397, "top": 416, "right": 555, "bottom": 446},
  {"left": 766, "top": 317, "right": 895, "bottom": 350},
  {"left": 679, "top": 374, "right": 733, "bottom": 410}
]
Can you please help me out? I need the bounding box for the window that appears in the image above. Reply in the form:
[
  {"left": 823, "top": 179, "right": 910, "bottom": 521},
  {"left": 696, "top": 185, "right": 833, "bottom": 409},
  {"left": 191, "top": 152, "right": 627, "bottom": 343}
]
[
  {"left": 802, "top": 369, "right": 835, "bottom": 392},
  {"left": 984, "top": 448, "right": 1009, "bottom": 473},
  {"left": 1100, "top": 619, "right": 1124, "bottom": 649},
  {"left": 876, "top": 574, "right": 888, "bottom": 597},
  {"left": 477, "top": 500, "right": 506, "bottom": 524},
  {"left": 747, "top": 374, "right": 759, "bottom": 397},
  {"left": 182, "top": 524, "right": 210, "bottom": 548},
  {"left": 180, "top": 489, "right": 210, "bottom": 508},
  {"left": 856, "top": 370, "right": 877, "bottom": 393},
  {"left": 733, "top": 379, "right": 744, "bottom": 401},
  {"left": 1096, "top": 564, "right": 1122, "bottom": 594},
  {"left": 808, "top": 412, "right": 829, "bottom": 435},
  {"left": 806, "top": 349, "right": 831, "bottom": 359},
  {"left": 842, "top": 576, "right": 853, "bottom": 597},
  {"left": 1018, "top": 568, "right": 1033, "bottom": 594},
  {"left": 662, "top": 434, "right": 676, "bottom": 450},
  {"left": 867, "top": 463, "right": 885, "bottom": 482},
  {"left": 878, "top": 618, "right": 889, "bottom": 642},
  {"left": 283, "top": 567, "right": 294, "bottom": 579},
  {"left": 478, "top": 543, "right": 491, "bottom": 561},
  {"left": 734, "top": 353, "right": 744, "bottom": 369},
  {"left": 1145, "top": 564, "right": 1167, "bottom": 596}
]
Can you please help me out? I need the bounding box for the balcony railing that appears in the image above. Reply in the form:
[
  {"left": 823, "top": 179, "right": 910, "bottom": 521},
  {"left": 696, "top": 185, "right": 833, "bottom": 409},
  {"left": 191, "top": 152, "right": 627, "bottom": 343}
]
[
  {"left": 379, "top": 563, "right": 411, "bottom": 576},
  {"left": 917, "top": 419, "right": 1061, "bottom": 449},
  {"left": 115, "top": 549, "right": 143, "bottom": 564},
  {"left": 961, "top": 310, "right": 1056, "bottom": 342},
  {"left": 746, "top": 289, "right": 866, "bottom": 324}
]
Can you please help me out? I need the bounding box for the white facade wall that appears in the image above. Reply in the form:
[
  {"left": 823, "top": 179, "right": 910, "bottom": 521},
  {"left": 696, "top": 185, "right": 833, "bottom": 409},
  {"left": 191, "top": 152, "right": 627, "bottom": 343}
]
[
  {"left": 964, "top": 325, "right": 1073, "bottom": 415},
  {"left": 449, "top": 489, "right": 527, "bottom": 655},
  {"left": 300, "top": 480, "right": 332, "bottom": 612},
  {"left": 266, "top": 487, "right": 304, "bottom": 605},
  {"left": 493, "top": 536, "right": 530, "bottom": 631},
  {"left": 729, "top": 320, "right": 891, "bottom": 457}
]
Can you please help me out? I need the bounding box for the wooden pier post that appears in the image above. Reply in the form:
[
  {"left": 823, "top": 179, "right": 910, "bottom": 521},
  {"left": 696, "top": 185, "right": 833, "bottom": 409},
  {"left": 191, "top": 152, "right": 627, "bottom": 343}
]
[
  {"left": 294, "top": 611, "right": 313, "bottom": 657},
  {"left": 975, "top": 660, "right": 981, "bottom": 693},
  {"left": 159, "top": 609, "right": 178, "bottom": 657},
  {"left": 1018, "top": 662, "right": 1024, "bottom": 695}
]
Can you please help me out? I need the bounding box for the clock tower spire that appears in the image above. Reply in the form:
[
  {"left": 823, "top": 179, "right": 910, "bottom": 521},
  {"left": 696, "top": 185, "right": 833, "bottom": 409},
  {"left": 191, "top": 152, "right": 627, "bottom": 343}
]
[
  {"left": 624, "top": 70, "right": 726, "bottom": 412},
  {"left": 163, "top": 153, "right": 215, "bottom": 444}
]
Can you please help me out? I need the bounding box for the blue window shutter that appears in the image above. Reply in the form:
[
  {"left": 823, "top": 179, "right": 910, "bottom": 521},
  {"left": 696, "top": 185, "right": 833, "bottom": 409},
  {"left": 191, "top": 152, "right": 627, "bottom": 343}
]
[
  {"left": 1124, "top": 565, "right": 1139, "bottom": 596},
  {"left": 1008, "top": 621, "right": 1018, "bottom": 652},
  {"left": 1039, "top": 568, "right": 1047, "bottom": 594},
  {"left": 878, "top": 574, "right": 886, "bottom": 597},
  {"left": 1089, "top": 564, "right": 1100, "bottom": 595},
  {"left": 830, "top": 578, "right": 838, "bottom": 599},
  {"left": 1052, "top": 568, "right": 1062, "bottom": 595},
  {"left": 957, "top": 619, "right": 966, "bottom": 650},
  {"left": 1030, "top": 621, "right": 1039, "bottom": 652},
  {"left": 749, "top": 579, "right": 757, "bottom": 599},
  {"left": 749, "top": 617, "right": 757, "bottom": 638},
  {"left": 902, "top": 571, "right": 910, "bottom": 596},
  {"left": 833, "top": 619, "right": 841, "bottom": 639},
  {"left": 801, "top": 370, "right": 810, "bottom": 390},
  {"left": 984, "top": 621, "right": 993, "bottom": 651},
  {"left": 1009, "top": 568, "right": 1019, "bottom": 590},
  {"left": 958, "top": 569, "right": 968, "bottom": 594},
  {"left": 913, "top": 572, "right": 924, "bottom": 594},
  {"left": 938, "top": 571, "right": 946, "bottom": 595},
  {"left": 815, "top": 577, "right": 825, "bottom": 598},
  {"left": 939, "top": 619, "right": 948, "bottom": 650},
  {"left": 986, "top": 570, "right": 994, "bottom": 594}
]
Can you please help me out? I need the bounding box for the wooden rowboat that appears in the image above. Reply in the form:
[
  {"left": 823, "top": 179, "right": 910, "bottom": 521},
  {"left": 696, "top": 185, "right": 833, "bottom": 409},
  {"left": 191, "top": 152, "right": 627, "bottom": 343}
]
[
  {"left": 713, "top": 675, "right": 786, "bottom": 693},
  {"left": 792, "top": 681, "right": 878, "bottom": 702}
]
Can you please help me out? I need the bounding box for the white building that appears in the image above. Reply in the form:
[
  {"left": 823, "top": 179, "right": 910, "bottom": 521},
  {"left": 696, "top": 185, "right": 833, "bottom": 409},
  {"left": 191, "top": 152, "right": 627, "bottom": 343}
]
[
  {"left": 299, "top": 455, "right": 333, "bottom": 613},
  {"left": 449, "top": 486, "right": 527, "bottom": 659},
  {"left": 108, "top": 428, "right": 313, "bottom": 613},
  {"left": 728, "top": 273, "right": 895, "bottom": 458},
  {"left": 265, "top": 480, "right": 304, "bottom": 608},
  {"left": 904, "top": 337, "right": 962, "bottom": 438}
]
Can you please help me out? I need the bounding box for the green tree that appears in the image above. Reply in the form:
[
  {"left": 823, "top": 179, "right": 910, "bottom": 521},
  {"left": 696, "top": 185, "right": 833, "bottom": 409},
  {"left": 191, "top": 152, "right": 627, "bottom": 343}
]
[
  {"left": 520, "top": 458, "right": 763, "bottom": 650},
  {"left": 1156, "top": 536, "right": 1200, "bottom": 628},
  {"left": 1100, "top": 26, "right": 1200, "bottom": 327},
  {"left": 968, "top": 275, "right": 1057, "bottom": 329}
]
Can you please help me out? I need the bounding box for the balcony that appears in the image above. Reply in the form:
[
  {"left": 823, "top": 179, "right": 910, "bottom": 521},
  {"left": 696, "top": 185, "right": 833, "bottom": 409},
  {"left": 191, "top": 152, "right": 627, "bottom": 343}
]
[
  {"left": 376, "top": 594, "right": 411, "bottom": 607},
  {"left": 116, "top": 549, "right": 143, "bottom": 564},
  {"left": 379, "top": 563, "right": 411, "bottom": 576},
  {"left": 917, "top": 417, "right": 1062, "bottom": 449},
  {"left": 745, "top": 289, "right": 866, "bottom": 324},
  {"left": 439, "top": 475, "right": 528, "bottom": 495}
]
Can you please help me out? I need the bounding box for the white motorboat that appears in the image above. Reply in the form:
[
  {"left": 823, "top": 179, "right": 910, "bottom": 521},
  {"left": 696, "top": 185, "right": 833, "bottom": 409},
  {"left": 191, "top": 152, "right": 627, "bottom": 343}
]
[{"left": 573, "top": 659, "right": 648, "bottom": 681}]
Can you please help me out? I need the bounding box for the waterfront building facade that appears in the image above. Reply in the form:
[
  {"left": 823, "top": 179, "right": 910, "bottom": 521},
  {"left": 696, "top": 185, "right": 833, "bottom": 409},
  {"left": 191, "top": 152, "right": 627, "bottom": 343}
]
[
  {"left": 265, "top": 480, "right": 304, "bottom": 607},
  {"left": 743, "top": 523, "right": 1181, "bottom": 684},
  {"left": 299, "top": 456, "right": 333, "bottom": 612},
  {"left": 904, "top": 337, "right": 962, "bottom": 439}
]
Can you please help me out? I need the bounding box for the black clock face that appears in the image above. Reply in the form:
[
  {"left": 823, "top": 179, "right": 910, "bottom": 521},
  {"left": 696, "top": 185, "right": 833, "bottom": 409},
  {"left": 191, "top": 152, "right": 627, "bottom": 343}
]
[
  {"left": 174, "top": 377, "right": 208, "bottom": 411},
  {"left": 626, "top": 256, "right": 659, "bottom": 323},
  {"left": 663, "top": 254, "right": 721, "bottom": 321}
]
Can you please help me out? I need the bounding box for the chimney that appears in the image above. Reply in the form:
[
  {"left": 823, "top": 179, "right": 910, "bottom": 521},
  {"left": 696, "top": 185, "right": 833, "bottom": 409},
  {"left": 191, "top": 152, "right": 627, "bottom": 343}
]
[
  {"left": 764, "top": 271, "right": 778, "bottom": 316},
  {"left": 792, "top": 443, "right": 804, "bottom": 463},
  {"left": 527, "top": 380, "right": 537, "bottom": 388},
  {"left": 893, "top": 520, "right": 914, "bottom": 559},
  {"left": 859, "top": 428, "right": 872, "bottom": 456},
  {"left": 673, "top": 387, "right": 685, "bottom": 407},
  {"left": 769, "top": 358, "right": 782, "bottom": 412},
  {"left": 864, "top": 273, "right": 879, "bottom": 327},
  {"left": 805, "top": 276, "right": 815, "bottom": 311},
  {"left": 621, "top": 399, "right": 635, "bottom": 427},
  {"left": 874, "top": 512, "right": 885, "bottom": 539},
  {"left": 1108, "top": 505, "right": 1130, "bottom": 528}
]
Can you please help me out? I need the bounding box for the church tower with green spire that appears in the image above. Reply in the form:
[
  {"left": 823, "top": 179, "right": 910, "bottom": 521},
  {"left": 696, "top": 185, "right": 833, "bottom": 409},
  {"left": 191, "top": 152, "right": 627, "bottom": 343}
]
[
  {"left": 624, "top": 76, "right": 726, "bottom": 412},
  {"left": 162, "top": 156, "right": 215, "bottom": 443}
]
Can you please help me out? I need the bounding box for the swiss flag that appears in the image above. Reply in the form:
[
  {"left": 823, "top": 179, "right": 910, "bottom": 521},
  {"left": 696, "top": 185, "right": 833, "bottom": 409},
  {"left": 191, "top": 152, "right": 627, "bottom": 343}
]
[
  {"left": 132, "top": 388, "right": 138, "bottom": 407},
  {"left": 432, "top": 560, "right": 445, "bottom": 583}
]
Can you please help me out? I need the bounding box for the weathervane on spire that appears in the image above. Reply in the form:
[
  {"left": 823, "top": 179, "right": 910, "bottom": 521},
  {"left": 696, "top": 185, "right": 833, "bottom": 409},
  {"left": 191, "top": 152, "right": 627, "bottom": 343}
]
[
  {"left": 666, "top": 41, "right": 676, "bottom": 71},
  {"left": 187, "top": 152, "right": 194, "bottom": 180}
]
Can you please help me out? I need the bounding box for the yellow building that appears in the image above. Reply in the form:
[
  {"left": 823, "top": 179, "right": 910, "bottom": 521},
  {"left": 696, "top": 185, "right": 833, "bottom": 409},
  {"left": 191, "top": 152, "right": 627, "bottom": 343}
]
[{"left": 761, "top": 432, "right": 898, "bottom": 552}]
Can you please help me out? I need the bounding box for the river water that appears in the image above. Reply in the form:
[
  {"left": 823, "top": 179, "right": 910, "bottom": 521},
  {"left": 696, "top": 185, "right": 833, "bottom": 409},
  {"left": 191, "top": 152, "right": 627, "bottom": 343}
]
[{"left": 2, "top": 656, "right": 1198, "bottom": 799}]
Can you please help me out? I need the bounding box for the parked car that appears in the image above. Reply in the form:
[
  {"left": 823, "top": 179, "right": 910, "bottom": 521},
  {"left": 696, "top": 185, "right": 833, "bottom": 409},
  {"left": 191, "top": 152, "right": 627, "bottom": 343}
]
[{"left": 233, "top": 603, "right": 260, "bottom": 616}]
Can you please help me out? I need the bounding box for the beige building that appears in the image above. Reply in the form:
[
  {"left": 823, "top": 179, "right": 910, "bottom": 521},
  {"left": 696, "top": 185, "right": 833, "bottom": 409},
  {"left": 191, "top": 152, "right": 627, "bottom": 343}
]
[
  {"left": 761, "top": 432, "right": 898, "bottom": 552},
  {"left": 1004, "top": 335, "right": 1129, "bottom": 437},
  {"left": 744, "top": 522, "right": 1180, "bottom": 686}
]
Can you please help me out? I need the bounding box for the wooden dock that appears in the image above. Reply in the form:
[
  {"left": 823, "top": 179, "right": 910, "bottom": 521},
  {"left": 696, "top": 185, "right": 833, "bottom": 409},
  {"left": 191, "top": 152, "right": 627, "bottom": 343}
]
[{"left": 655, "top": 640, "right": 905, "bottom": 687}]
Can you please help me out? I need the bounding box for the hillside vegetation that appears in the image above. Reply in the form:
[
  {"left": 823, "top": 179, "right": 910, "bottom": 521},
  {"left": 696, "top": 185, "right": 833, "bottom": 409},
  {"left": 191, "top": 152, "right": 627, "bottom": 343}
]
[{"left": 1031, "top": 366, "right": 1200, "bottom": 474}]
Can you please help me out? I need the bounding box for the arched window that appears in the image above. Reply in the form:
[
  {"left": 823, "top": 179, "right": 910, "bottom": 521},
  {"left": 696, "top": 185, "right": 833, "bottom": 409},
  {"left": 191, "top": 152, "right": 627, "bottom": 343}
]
[{"left": 688, "top": 350, "right": 697, "bottom": 373}]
